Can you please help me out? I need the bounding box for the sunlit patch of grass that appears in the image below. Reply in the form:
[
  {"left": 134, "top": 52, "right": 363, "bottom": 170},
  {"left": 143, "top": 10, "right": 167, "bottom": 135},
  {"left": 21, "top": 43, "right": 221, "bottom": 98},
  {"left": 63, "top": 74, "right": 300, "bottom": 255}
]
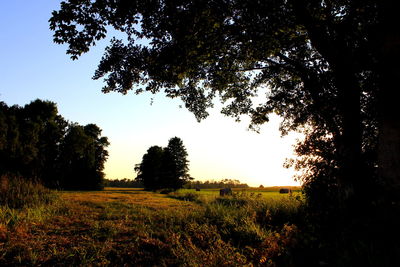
[
  {"left": 0, "top": 187, "right": 303, "bottom": 266},
  {"left": 62, "top": 189, "right": 200, "bottom": 211}
]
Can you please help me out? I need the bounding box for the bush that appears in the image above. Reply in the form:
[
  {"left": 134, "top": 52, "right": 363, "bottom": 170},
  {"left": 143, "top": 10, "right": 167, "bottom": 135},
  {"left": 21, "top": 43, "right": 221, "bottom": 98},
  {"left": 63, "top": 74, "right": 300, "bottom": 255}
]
[
  {"left": 158, "top": 188, "right": 175, "bottom": 194},
  {"left": 0, "top": 175, "right": 58, "bottom": 209},
  {"left": 169, "top": 192, "right": 200, "bottom": 202}
]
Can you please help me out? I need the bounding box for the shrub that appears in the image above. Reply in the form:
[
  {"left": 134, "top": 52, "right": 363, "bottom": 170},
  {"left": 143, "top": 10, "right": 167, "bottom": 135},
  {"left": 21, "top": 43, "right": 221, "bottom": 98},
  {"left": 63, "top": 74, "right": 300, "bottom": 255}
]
[
  {"left": 0, "top": 175, "right": 58, "bottom": 209},
  {"left": 169, "top": 192, "right": 200, "bottom": 202},
  {"left": 255, "top": 198, "right": 304, "bottom": 230},
  {"left": 158, "top": 188, "right": 175, "bottom": 194}
]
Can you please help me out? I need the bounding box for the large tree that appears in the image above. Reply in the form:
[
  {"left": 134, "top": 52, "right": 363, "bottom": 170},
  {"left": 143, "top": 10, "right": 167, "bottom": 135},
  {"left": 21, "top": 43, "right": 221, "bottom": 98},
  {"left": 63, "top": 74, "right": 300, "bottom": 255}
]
[
  {"left": 135, "top": 137, "right": 191, "bottom": 190},
  {"left": 163, "top": 136, "right": 191, "bottom": 189},
  {"left": 49, "top": 1, "right": 399, "bottom": 206},
  {"left": 134, "top": 145, "right": 166, "bottom": 190},
  {"left": 58, "top": 123, "right": 110, "bottom": 190}
]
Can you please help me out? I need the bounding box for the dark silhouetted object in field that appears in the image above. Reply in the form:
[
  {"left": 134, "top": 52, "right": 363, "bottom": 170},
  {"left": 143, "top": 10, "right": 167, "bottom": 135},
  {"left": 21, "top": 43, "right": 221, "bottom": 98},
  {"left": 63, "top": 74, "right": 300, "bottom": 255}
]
[
  {"left": 220, "top": 188, "right": 232, "bottom": 196},
  {"left": 279, "top": 188, "right": 292, "bottom": 194},
  {"left": 135, "top": 137, "right": 192, "bottom": 191},
  {"left": 195, "top": 187, "right": 200, "bottom": 191}
]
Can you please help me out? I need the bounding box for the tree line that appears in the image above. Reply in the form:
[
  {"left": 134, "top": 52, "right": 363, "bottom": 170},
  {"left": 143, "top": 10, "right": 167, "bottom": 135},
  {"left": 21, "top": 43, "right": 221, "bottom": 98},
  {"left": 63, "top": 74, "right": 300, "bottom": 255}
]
[
  {"left": 184, "top": 179, "right": 249, "bottom": 189},
  {"left": 103, "top": 178, "right": 143, "bottom": 188},
  {"left": 104, "top": 178, "right": 248, "bottom": 189},
  {"left": 0, "top": 99, "right": 109, "bottom": 190}
]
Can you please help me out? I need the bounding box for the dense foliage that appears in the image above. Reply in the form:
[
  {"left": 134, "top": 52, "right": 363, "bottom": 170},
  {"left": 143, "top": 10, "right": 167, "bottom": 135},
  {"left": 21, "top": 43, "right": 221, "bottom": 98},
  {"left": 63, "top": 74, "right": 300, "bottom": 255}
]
[
  {"left": 50, "top": 1, "right": 400, "bottom": 265},
  {"left": 135, "top": 137, "right": 191, "bottom": 190},
  {"left": 49, "top": 0, "right": 399, "bottom": 205},
  {"left": 0, "top": 99, "right": 109, "bottom": 190}
]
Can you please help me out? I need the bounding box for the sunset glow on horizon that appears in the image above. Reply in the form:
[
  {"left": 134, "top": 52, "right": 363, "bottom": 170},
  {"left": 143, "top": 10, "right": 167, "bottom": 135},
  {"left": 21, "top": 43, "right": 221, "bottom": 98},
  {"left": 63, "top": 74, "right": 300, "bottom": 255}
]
[{"left": 0, "top": 1, "right": 302, "bottom": 187}]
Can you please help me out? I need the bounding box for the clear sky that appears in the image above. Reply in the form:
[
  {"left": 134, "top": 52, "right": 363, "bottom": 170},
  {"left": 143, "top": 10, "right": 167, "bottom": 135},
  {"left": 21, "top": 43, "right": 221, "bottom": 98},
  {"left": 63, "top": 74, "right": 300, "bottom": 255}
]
[{"left": 0, "top": 1, "right": 301, "bottom": 187}]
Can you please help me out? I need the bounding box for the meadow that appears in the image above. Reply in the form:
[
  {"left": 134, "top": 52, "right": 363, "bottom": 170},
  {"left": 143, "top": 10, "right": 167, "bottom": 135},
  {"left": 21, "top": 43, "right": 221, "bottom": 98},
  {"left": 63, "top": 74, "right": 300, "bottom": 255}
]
[{"left": 0, "top": 183, "right": 304, "bottom": 266}]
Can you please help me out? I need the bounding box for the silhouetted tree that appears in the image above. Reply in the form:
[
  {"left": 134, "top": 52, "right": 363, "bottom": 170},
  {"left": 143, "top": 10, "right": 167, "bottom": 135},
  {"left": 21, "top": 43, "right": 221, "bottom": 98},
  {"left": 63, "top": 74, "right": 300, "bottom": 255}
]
[
  {"left": 163, "top": 137, "right": 191, "bottom": 189},
  {"left": 104, "top": 178, "right": 143, "bottom": 188},
  {"left": 0, "top": 100, "right": 66, "bottom": 181},
  {"left": 185, "top": 179, "right": 249, "bottom": 189},
  {"left": 135, "top": 137, "right": 191, "bottom": 190},
  {"left": 50, "top": 2, "right": 400, "bottom": 264},
  {"left": 0, "top": 99, "right": 109, "bottom": 190},
  {"left": 22, "top": 100, "right": 67, "bottom": 185},
  {"left": 49, "top": 0, "right": 400, "bottom": 207},
  {"left": 134, "top": 146, "right": 165, "bottom": 190},
  {"left": 58, "top": 123, "right": 109, "bottom": 190}
]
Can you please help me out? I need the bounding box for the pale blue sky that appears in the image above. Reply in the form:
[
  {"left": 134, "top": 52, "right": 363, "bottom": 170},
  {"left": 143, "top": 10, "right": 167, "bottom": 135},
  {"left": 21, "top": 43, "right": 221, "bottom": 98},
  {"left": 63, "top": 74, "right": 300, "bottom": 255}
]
[{"left": 0, "top": 1, "right": 301, "bottom": 186}]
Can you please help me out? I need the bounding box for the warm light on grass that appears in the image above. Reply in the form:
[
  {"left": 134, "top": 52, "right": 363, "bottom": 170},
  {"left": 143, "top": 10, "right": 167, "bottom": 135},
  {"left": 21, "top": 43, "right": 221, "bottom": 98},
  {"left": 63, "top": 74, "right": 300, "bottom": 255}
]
[{"left": 1, "top": 187, "right": 303, "bottom": 265}]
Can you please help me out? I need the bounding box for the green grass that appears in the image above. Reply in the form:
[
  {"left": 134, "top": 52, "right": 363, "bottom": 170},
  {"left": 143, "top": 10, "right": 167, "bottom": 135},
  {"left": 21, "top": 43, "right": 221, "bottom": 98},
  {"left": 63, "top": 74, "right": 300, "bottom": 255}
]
[
  {"left": 173, "top": 187, "right": 303, "bottom": 204},
  {"left": 0, "top": 187, "right": 303, "bottom": 266}
]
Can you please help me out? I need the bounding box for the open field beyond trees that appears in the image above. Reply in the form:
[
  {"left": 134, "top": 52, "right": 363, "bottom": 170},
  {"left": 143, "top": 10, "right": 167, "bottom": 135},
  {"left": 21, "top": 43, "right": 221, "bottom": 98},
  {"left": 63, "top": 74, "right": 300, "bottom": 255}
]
[{"left": 0, "top": 186, "right": 303, "bottom": 266}]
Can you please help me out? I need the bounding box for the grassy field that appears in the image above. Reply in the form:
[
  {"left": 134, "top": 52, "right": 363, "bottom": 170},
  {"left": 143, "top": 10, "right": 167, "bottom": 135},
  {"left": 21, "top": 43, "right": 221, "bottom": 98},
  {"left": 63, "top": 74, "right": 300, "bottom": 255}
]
[
  {"left": 0, "top": 186, "right": 303, "bottom": 266},
  {"left": 177, "top": 186, "right": 301, "bottom": 197}
]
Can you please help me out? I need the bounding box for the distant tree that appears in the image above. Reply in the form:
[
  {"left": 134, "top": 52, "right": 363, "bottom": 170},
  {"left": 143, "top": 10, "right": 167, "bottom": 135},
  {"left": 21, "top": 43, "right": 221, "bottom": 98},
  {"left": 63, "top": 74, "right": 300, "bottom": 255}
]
[
  {"left": 135, "top": 137, "right": 191, "bottom": 190},
  {"left": 163, "top": 137, "right": 192, "bottom": 190},
  {"left": 184, "top": 179, "right": 249, "bottom": 189},
  {"left": 134, "top": 146, "right": 165, "bottom": 190},
  {"left": 104, "top": 178, "right": 143, "bottom": 188},
  {"left": 259, "top": 185, "right": 264, "bottom": 189},
  {"left": 0, "top": 102, "right": 8, "bottom": 151}
]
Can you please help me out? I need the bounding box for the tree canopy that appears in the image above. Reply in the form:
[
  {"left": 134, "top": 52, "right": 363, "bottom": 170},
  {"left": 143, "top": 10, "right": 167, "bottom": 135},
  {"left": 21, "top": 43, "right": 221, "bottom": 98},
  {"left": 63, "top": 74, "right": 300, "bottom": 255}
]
[
  {"left": 50, "top": 2, "right": 400, "bottom": 263},
  {"left": 135, "top": 137, "right": 191, "bottom": 190},
  {"left": 50, "top": 0, "right": 399, "bottom": 207},
  {"left": 0, "top": 99, "right": 109, "bottom": 190}
]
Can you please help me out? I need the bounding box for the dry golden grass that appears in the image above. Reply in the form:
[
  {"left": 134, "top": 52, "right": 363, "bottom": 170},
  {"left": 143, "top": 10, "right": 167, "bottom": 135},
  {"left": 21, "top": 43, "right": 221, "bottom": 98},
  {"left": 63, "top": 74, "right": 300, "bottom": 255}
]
[
  {"left": 1, "top": 187, "right": 302, "bottom": 266},
  {"left": 62, "top": 188, "right": 200, "bottom": 211}
]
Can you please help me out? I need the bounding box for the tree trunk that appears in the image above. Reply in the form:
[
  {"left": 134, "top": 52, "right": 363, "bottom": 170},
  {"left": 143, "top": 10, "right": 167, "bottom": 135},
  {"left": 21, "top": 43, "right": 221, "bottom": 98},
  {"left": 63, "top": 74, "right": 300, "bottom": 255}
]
[
  {"left": 334, "top": 66, "right": 363, "bottom": 207},
  {"left": 292, "top": 0, "right": 364, "bottom": 206},
  {"left": 378, "top": 1, "right": 400, "bottom": 196}
]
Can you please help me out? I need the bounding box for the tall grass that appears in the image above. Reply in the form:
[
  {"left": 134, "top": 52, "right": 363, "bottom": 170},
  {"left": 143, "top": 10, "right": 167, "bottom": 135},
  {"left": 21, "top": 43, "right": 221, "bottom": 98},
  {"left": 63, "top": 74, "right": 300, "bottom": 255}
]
[
  {"left": 0, "top": 174, "right": 63, "bottom": 233},
  {"left": 0, "top": 175, "right": 58, "bottom": 209},
  {"left": 166, "top": 190, "right": 303, "bottom": 264},
  {"left": 1, "top": 187, "right": 304, "bottom": 266}
]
